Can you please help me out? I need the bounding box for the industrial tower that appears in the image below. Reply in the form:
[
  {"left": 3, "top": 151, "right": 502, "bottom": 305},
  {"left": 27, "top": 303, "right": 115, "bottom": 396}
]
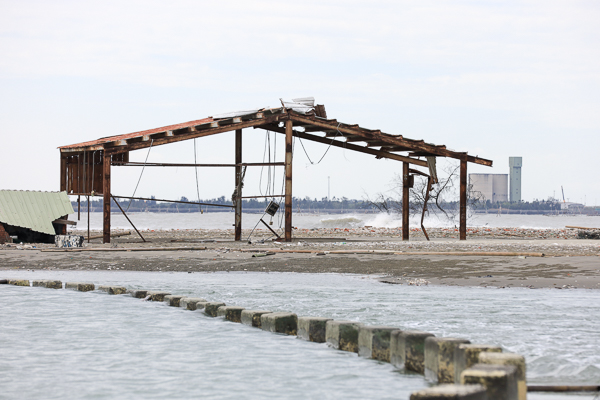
[{"left": 509, "top": 156, "right": 522, "bottom": 202}]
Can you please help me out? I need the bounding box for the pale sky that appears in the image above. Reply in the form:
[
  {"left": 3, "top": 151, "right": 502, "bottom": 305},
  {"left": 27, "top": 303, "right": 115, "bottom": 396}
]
[{"left": 1, "top": 1, "right": 599, "bottom": 205}]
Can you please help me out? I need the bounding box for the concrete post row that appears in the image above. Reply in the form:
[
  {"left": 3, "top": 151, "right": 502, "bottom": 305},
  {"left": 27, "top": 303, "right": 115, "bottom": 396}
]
[
  {"left": 454, "top": 344, "right": 502, "bottom": 383},
  {"left": 410, "top": 384, "right": 489, "bottom": 400},
  {"left": 65, "top": 282, "right": 95, "bottom": 292},
  {"left": 461, "top": 364, "right": 518, "bottom": 400},
  {"left": 241, "top": 310, "right": 272, "bottom": 328},
  {"left": 204, "top": 302, "right": 226, "bottom": 317},
  {"left": 217, "top": 306, "right": 245, "bottom": 323},
  {"left": 98, "top": 285, "right": 127, "bottom": 295},
  {"left": 358, "top": 326, "right": 397, "bottom": 362},
  {"left": 325, "top": 320, "right": 362, "bottom": 353},
  {"left": 390, "top": 330, "right": 435, "bottom": 373},
  {"left": 260, "top": 312, "right": 298, "bottom": 335},
  {"left": 425, "top": 337, "right": 471, "bottom": 383},
  {"left": 32, "top": 280, "right": 62, "bottom": 289},
  {"left": 179, "top": 297, "right": 208, "bottom": 311},
  {"left": 297, "top": 317, "right": 332, "bottom": 343},
  {"left": 164, "top": 295, "right": 185, "bottom": 307},
  {"left": 478, "top": 352, "right": 526, "bottom": 400}
]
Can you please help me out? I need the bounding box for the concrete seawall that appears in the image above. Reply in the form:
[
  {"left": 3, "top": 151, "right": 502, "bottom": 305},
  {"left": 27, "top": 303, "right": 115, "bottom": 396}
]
[{"left": 2, "top": 276, "right": 527, "bottom": 399}]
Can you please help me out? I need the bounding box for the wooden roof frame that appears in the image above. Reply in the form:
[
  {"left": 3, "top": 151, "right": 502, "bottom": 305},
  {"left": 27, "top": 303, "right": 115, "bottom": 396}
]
[{"left": 59, "top": 103, "right": 493, "bottom": 244}]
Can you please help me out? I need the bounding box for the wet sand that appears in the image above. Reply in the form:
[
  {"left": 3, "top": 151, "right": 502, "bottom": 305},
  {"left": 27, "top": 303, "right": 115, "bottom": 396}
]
[{"left": 1, "top": 228, "right": 599, "bottom": 290}]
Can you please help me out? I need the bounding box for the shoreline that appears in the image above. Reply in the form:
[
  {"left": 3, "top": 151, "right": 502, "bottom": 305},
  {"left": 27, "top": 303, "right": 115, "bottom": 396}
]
[{"left": 2, "top": 228, "right": 599, "bottom": 290}]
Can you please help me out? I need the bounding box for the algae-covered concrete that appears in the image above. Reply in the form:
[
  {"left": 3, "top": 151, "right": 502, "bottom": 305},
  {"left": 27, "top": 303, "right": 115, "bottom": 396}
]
[
  {"left": 179, "top": 297, "right": 208, "bottom": 311},
  {"left": 297, "top": 317, "right": 332, "bottom": 343},
  {"left": 325, "top": 320, "right": 362, "bottom": 352},
  {"left": 98, "top": 285, "right": 127, "bottom": 295},
  {"left": 454, "top": 344, "right": 502, "bottom": 383},
  {"left": 478, "top": 352, "right": 526, "bottom": 400},
  {"left": 204, "top": 302, "right": 226, "bottom": 317},
  {"left": 147, "top": 291, "right": 171, "bottom": 301},
  {"left": 32, "top": 279, "right": 62, "bottom": 289},
  {"left": 9, "top": 279, "right": 30, "bottom": 286},
  {"left": 410, "top": 383, "right": 488, "bottom": 400},
  {"left": 461, "top": 364, "right": 518, "bottom": 400},
  {"left": 260, "top": 312, "right": 297, "bottom": 335},
  {"left": 127, "top": 289, "right": 149, "bottom": 298},
  {"left": 65, "top": 282, "right": 95, "bottom": 292},
  {"left": 217, "top": 306, "right": 245, "bottom": 322},
  {"left": 241, "top": 310, "right": 272, "bottom": 328},
  {"left": 390, "top": 330, "right": 435, "bottom": 373},
  {"left": 358, "top": 325, "right": 397, "bottom": 362},
  {"left": 164, "top": 295, "right": 184, "bottom": 307},
  {"left": 425, "top": 337, "right": 471, "bottom": 383}
]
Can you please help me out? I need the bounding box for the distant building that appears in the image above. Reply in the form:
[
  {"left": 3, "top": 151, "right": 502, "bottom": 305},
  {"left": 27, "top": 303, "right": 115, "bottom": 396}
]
[
  {"left": 509, "top": 156, "right": 522, "bottom": 202},
  {"left": 469, "top": 174, "right": 508, "bottom": 203}
]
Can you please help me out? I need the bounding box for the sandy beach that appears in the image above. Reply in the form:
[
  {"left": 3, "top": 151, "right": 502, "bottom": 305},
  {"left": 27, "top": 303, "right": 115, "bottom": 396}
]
[{"left": 2, "top": 227, "right": 599, "bottom": 290}]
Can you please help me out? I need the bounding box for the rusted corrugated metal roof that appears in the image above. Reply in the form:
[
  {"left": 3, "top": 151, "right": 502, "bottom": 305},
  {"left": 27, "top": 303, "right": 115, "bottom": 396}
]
[
  {"left": 0, "top": 190, "right": 74, "bottom": 235},
  {"left": 59, "top": 117, "right": 213, "bottom": 150}
]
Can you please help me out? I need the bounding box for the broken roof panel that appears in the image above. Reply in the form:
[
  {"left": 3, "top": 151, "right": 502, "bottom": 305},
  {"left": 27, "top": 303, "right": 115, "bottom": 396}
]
[{"left": 0, "top": 190, "right": 74, "bottom": 235}]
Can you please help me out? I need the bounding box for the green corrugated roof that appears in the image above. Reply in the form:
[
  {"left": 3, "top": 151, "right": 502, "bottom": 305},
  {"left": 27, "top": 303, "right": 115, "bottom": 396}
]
[{"left": 0, "top": 190, "right": 74, "bottom": 235}]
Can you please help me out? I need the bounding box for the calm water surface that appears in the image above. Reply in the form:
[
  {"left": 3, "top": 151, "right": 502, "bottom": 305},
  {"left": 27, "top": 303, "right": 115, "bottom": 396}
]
[{"left": 1, "top": 271, "right": 598, "bottom": 399}]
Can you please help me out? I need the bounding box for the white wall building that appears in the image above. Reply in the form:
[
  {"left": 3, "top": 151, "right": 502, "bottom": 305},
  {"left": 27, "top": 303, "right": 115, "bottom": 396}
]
[{"left": 469, "top": 174, "right": 508, "bottom": 203}]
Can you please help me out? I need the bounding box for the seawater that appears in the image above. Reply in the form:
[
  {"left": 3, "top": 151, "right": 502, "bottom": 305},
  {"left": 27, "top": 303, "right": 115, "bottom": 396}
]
[
  {"left": 1, "top": 270, "right": 598, "bottom": 399},
  {"left": 69, "top": 211, "right": 600, "bottom": 231}
]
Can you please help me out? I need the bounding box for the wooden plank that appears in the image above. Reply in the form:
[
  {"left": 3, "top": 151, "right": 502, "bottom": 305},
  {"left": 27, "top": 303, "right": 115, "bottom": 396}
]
[
  {"left": 102, "top": 152, "right": 111, "bottom": 244},
  {"left": 289, "top": 113, "right": 493, "bottom": 166},
  {"left": 284, "top": 120, "right": 293, "bottom": 242},
  {"left": 460, "top": 159, "right": 467, "bottom": 240},
  {"left": 402, "top": 162, "right": 409, "bottom": 241},
  {"left": 257, "top": 124, "right": 429, "bottom": 167},
  {"left": 235, "top": 129, "right": 242, "bottom": 241}
]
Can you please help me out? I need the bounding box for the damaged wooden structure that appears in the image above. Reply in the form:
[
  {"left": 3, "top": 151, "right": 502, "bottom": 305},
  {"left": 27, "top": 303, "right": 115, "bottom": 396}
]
[{"left": 59, "top": 98, "right": 492, "bottom": 244}]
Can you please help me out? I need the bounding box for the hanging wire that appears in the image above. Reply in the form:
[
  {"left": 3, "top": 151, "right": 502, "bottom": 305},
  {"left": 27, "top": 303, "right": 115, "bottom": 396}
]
[
  {"left": 297, "top": 122, "right": 343, "bottom": 165},
  {"left": 193, "top": 138, "right": 202, "bottom": 212},
  {"left": 126, "top": 139, "right": 154, "bottom": 212}
]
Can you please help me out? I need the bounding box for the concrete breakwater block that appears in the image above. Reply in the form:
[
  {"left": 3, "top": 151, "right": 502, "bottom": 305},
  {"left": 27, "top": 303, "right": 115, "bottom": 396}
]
[
  {"left": 32, "top": 279, "right": 62, "bottom": 289},
  {"left": 65, "top": 282, "right": 95, "bottom": 292},
  {"left": 164, "top": 295, "right": 185, "bottom": 307},
  {"left": 204, "top": 302, "right": 226, "bottom": 317},
  {"left": 461, "top": 364, "right": 518, "bottom": 400},
  {"left": 358, "top": 326, "right": 398, "bottom": 362},
  {"left": 478, "top": 352, "right": 526, "bottom": 400},
  {"left": 0, "top": 279, "right": 8, "bottom": 284},
  {"left": 454, "top": 344, "right": 502, "bottom": 383},
  {"left": 98, "top": 285, "right": 128, "bottom": 295},
  {"left": 260, "top": 312, "right": 298, "bottom": 335},
  {"left": 410, "top": 384, "right": 489, "bottom": 400},
  {"left": 8, "top": 279, "right": 30, "bottom": 286},
  {"left": 390, "top": 330, "right": 435, "bottom": 373},
  {"left": 217, "top": 306, "right": 246, "bottom": 322},
  {"left": 55, "top": 235, "right": 84, "bottom": 248},
  {"left": 241, "top": 310, "right": 272, "bottom": 328},
  {"left": 297, "top": 317, "right": 332, "bottom": 343},
  {"left": 179, "top": 297, "right": 208, "bottom": 311},
  {"left": 127, "top": 289, "right": 149, "bottom": 298},
  {"left": 147, "top": 291, "right": 171, "bottom": 302},
  {"left": 325, "top": 320, "right": 362, "bottom": 352},
  {"left": 425, "top": 337, "right": 471, "bottom": 383}
]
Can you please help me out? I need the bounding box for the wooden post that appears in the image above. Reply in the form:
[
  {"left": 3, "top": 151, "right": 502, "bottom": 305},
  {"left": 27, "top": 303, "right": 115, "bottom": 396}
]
[
  {"left": 460, "top": 159, "right": 467, "bottom": 240},
  {"left": 102, "top": 152, "right": 111, "bottom": 244},
  {"left": 60, "top": 154, "right": 67, "bottom": 192},
  {"left": 402, "top": 162, "right": 410, "bottom": 241},
  {"left": 77, "top": 195, "right": 81, "bottom": 221},
  {"left": 284, "top": 119, "right": 293, "bottom": 242},
  {"left": 234, "top": 129, "right": 242, "bottom": 241}
]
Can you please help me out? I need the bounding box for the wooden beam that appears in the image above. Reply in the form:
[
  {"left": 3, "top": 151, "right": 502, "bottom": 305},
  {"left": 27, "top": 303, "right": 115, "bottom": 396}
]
[
  {"left": 111, "top": 162, "right": 285, "bottom": 168},
  {"left": 289, "top": 113, "right": 493, "bottom": 166},
  {"left": 284, "top": 120, "right": 293, "bottom": 242},
  {"left": 104, "top": 115, "right": 285, "bottom": 155},
  {"left": 402, "top": 162, "right": 410, "bottom": 241},
  {"left": 102, "top": 152, "right": 111, "bottom": 244},
  {"left": 460, "top": 159, "right": 467, "bottom": 240},
  {"left": 235, "top": 129, "right": 242, "bottom": 241},
  {"left": 256, "top": 125, "right": 428, "bottom": 168}
]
